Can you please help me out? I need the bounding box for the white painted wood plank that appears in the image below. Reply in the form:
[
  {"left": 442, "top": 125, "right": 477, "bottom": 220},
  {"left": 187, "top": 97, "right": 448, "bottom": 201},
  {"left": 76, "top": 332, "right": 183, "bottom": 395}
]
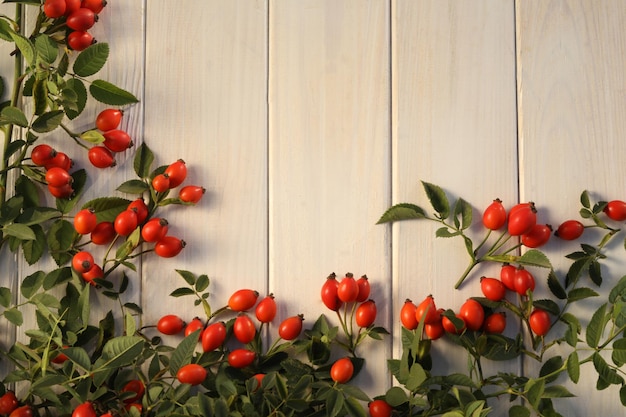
[
  {"left": 518, "top": 1, "right": 626, "bottom": 414},
  {"left": 143, "top": 1, "right": 268, "bottom": 334},
  {"left": 269, "top": 0, "right": 392, "bottom": 395},
  {"left": 393, "top": 0, "right": 519, "bottom": 408}
]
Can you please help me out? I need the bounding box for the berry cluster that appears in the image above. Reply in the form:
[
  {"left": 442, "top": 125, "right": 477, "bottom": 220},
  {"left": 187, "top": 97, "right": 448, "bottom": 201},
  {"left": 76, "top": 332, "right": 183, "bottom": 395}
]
[
  {"left": 154, "top": 287, "right": 300, "bottom": 388},
  {"left": 43, "top": 0, "right": 107, "bottom": 51}
]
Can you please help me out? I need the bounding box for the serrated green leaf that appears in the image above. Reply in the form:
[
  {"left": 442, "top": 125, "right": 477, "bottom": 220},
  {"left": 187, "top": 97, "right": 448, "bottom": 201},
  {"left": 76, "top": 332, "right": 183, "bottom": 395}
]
[
  {"left": 580, "top": 190, "right": 590, "bottom": 208},
  {"left": 421, "top": 181, "right": 449, "bottom": 219},
  {"left": 0, "top": 287, "right": 11, "bottom": 308},
  {"left": 81, "top": 197, "right": 130, "bottom": 223},
  {"left": 117, "top": 179, "right": 149, "bottom": 194},
  {"left": 195, "top": 275, "right": 209, "bottom": 292},
  {"left": 21, "top": 224, "right": 45, "bottom": 264},
  {"left": 63, "top": 347, "right": 92, "bottom": 372},
  {"left": 567, "top": 287, "right": 599, "bottom": 302},
  {"left": 539, "top": 356, "right": 563, "bottom": 384},
  {"left": 547, "top": 271, "right": 567, "bottom": 300},
  {"left": 73, "top": 43, "right": 109, "bottom": 77},
  {"left": 80, "top": 129, "right": 105, "bottom": 144},
  {"left": 43, "top": 267, "right": 72, "bottom": 290},
  {"left": 453, "top": 197, "right": 472, "bottom": 230},
  {"left": 620, "top": 385, "right": 626, "bottom": 407},
  {"left": 4, "top": 221, "right": 36, "bottom": 241},
  {"left": 176, "top": 269, "right": 196, "bottom": 286},
  {"left": 169, "top": 287, "right": 195, "bottom": 297},
  {"left": 34, "top": 34, "right": 58, "bottom": 64},
  {"left": 0, "top": 106, "right": 28, "bottom": 127},
  {"left": 586, "top": 303, "right": 608, "bottom": 348},
  {"left": 376, "top": 203, "right": 427, "bottom": 224},
  {"left": 532, "top": 299, "right": 560, "bottom": 316},
  {"left": 10, "top": 31, "right": 35, "bottom": 65},
  {"left": 589, "top": 260, "right": 602, "bottom": 286},
  {"left": 435, "top": 227, "right": 460, "bottom": 238},
  {"left": 90, "top": 79, "right": 139, "bottom": 105},
  {"left": 132, "top": 142, "right": 154, "bottom": 178},
  {"left": 20, "top": 271, "right": 44, "bottom": 299},
  {"left": 518, "top": 249, "right": 552, "bottom": 268},
  {"left": 612, "top": 339, "right": 626, "bottom": 366},
  {"left": 169, "top": 332, "right": 200, "bottom": 376},
  {"left": 593, "top": 352, "right": 623, "bottom": 385},
  {"left": 65, "top": 78, "right": 87, "bottom": 119},
  {"left": 344, "top": 396, "right": 366, "bottom": 417},
  {"left": 525, "top": 378, "right": 545, "bottom": 408},
  {"left": 32, "top": 110, "right": 64, "bottom": 133},
  {"left": 567, "top": 351, "right": 580, "bottom": 383},
  {"left": 542, "top": 385, "right": 575, "bottom": 398},
  {"left": 98, "top": 336, "right": 144, "bottom": 369},
  {"left": 4, "top": 308, "right": 23, "bottom": 325},
  {"left": 609, "top": 275, "right": 626, "bottom": 303}
]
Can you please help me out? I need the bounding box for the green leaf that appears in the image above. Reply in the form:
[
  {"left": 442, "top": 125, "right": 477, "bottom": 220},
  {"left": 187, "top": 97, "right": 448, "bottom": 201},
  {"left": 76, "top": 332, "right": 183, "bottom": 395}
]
[
  {"left": 176, "top": 269, "right": 196, "bottom": 286},
  {"left": 169, "top": 332, "right": 200, "bottom": 376},
  {"left": 195, "top": 275, "right": 210, "bottom": 292},
  {"left": 326, "top": 389, "right": 344, "bottom": 417},
  {"left": 169, "top": 287, "right": 195, "bottom": 297},
  {"left": 376, "top": 203, "right": 427, "bottom": 224},
  {"left": 453, "top": 198, "right": 472, "bottom": 230},
  {"left": 524, "top": 378, "right": 545, "bottom": 409},
  {"left": 99, "top": 336, "right": 144, "bottom": 368},
  {"left": 4, "top": 308, "right": 23, "bottom": 326},
  {"left": 0, "top": 287, "right": 11, "bottom": 308},
  {"left": 80, "top": 129, "right": 105, "bottom": 144},
  {"left": 539, "top": 356, "right": 563, "bottom": 384},
  {"left": 81, "top": 197, "right": 131, "bottom": 223},
  {"left": 532, "top": 299, "right": 560, "bottom": 316},
  {"left": 593, "top": 352, "right": 623, "bottom": 385},
  {"left": 3, "top": 223, "right": 35, "bottom": 240},
  {"left": 586, "top": 303, "right": 608, "bottom": 348},
  {"left": 10, "top": 31, "right": 35, "bottom": 65},
  {"left": 580, "top": 190, "right": 590, "bottom": 208},
  {"left": 567, "top": 287, "right": 599, "bottom": 302},
  {"left": 344, "top": 397, "right": 366, "bottom": 417},
  {"left": 547, "top": 271, "right": 566, "bottom": 300},
  {"left": 89, "top": 79, "right": 139, "bottom": 105},
  {"left": 542, "top": 385, "right": 575, "bottom": 398},
  {"left": 405, "top": 361, "right": 427, "bottom": 391},
  {"left": 117, "top": 179, "right": 149, "bottom": 194},
  {"left": 436, "top": 227, "right": 460, "bottom": 238},
  {"left": 17, "top": 207, "right": 61, "bottom": 226},
  {"left": 385, "top": 386, "right": 408, "bottom": 407},
  {"left": 63, "top": 347, "right": 92, "bottom": 372},
  {"left": 0, "top": 106, "right": 28, "bottom": 127},
  {"left": 21, "top": 224, "right": 45, "bottom": 264},
  {"left": 612, "top": 338, "right": 626, "bottom": 366},
  {"left": 73, "top": 43, "right": 109, "bottom": 77},
  {"left": 620, "top": 385, "right": 626, "bottom": 407},
  {"left": 32, "top": 110, "right": 64, "bottom": 133},
  {"left": 65, "top": 78, "right": 87, "bottom": 119},
  {"left": 422, "top": 181, "right": 449, "bottom": 219},
  {"left": 609, "top": 275, "right": 626, "bottom": 303},
  {"left": 567, "top": 351, "right": 580, "bottom": 383},
  {"left": 132, "top": 142, "right": 154, "bottom": 179},
  {"left": 19, "top": 271, "right": 46, "bottom": 300},
  {"left": 34, "top": 34, "right": 58, "bottom": 64},
  {"left": 518, "top": 249, "right": 552, "bottom": 268},
  {"left": 589, "top": 260, "right": 602, "bottom": 286},
  {"left": 43, "top": 267, "right": 72, "bottom": 290}
]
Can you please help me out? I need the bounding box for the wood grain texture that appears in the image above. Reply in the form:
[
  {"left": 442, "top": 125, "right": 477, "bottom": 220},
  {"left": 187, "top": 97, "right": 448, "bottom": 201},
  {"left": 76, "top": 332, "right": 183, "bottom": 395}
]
[
  {"left": 517, "top": 0, "right": 626, "bottom": 414},
  {"left": 392, "top": 0, "right": 519, "bottom": 390},
  {"left": 142, "top": 0, "right": 268, "bottom": 332},
  {"left": 269, "top": 0, "right": 392, "bottom": 394}
]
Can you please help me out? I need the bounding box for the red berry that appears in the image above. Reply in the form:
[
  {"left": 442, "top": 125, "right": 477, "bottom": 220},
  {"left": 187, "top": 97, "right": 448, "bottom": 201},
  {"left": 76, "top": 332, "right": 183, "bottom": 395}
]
[
  {"left": 67, "top": 31, "right": 95, "bottom": 51},
  {"left": 88, "top": 146, "right": 116, "bottom": 168}
]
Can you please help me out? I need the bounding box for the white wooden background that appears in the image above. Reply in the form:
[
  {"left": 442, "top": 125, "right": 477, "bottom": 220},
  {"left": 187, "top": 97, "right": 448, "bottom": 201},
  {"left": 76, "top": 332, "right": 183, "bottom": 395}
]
[{"left": 2, "top": 1, "right": 626, "bottom": 415}]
